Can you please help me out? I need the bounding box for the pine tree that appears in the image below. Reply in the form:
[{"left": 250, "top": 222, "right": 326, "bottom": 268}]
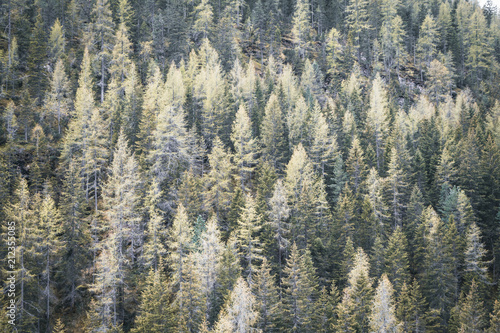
[
  {"left": 28, "top": 9, "right": 48, "bottom": 102},
  {"left": 142, "top": 180, "right": 167, "bottom": 271},
  {"left": 231, "top": 105, "right": 258, "bottom": 191},
  {"left": 285, "top": 144, "right": 330, "bottom": 248},
  {"left": 466, "top": 7, "right": 492, "bottom": 87},
  {"left": 422, "top": 207, "right": 457, "bottom": 323},
  {"left": 345, "top": 135, "right": 366, "bottom": 195},
  {"left": 131, "top": 268, "right": 171, "bottom": 332},
  {"left": 386, "top": 147, "right": 408, "bottom": 229},
  {"left": 193, "top": 0, "right": 214, "bottom": 40},
  {"left": 488, "top": 299, "right": 500, "bottom": 333},
  {"left": 3, "top": 100, "right": 18, "bottom": 141},
  {"left": 168, "top": 203, "right": 194, "bottom": 291},
  {"left": 281, "top": 243, "right": 318, "bottom": 332},
  {"left": 370, "top": 274, "right": 399, "bottom": 333}
]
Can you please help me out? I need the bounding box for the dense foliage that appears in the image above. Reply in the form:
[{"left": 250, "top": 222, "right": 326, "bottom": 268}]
[{"left": 1, "top": 0, "right": 500, "bottom": 331}]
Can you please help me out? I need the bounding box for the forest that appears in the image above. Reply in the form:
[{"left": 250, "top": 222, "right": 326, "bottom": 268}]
[{"left": 1, "top": 0, "right": 500, "bottom": 331}]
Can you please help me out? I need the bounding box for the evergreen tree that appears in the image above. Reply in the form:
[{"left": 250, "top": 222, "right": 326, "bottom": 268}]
[
  {"left": 336, "top": 248, "right": 373, "bottom": 333},
  {"left": 281, "top": 243, "right": 318, "bottom": 332},
  {"left": 260, "top": 93, "right": 288, "bottom": 170},
  {"left": 236, "top": 195, "right": 263, "bottom": 283},
  {"left": 252, "top": 258, "right": 279, "bottom": 332},
  {"left": 458, "top": 280, "right": 486, "bottom": 333},
  {"left": 396, "top": 279, "right": 426, "bottom": 333},
  {"left": 385, "top": 227, "right": 410, "bottom": 295},
  {"left": 131, "top": 268, "right": 171, "bottom": 332},
  {"left": 346, "top": 0, "right": 371, "bottom": 64}
]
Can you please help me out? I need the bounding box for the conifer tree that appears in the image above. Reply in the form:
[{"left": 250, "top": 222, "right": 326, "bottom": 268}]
[
  {"left": 386, "top": 147, "right": 408, "bottom": 228},
  {"left": 28, "top": 9, "right": 48, "bottom": 102},
  {"left": 48, "top": 18, "right": 65, "bottom": 66},
  {"left": 142, "top": 180, "right": 167, "bottom": 271},
  {"left": 60, "top": 157, "right": 91, "bottom": 308},
  {"left": 269, "top": 179, "right": 291, "bottom": 282},
  {"left": 236, "top": 195, "right": 263, "bottom": 283},
  {"left": 44, "top": 58, "right": 71, "bottom": 135},
  {"left": 464, "top": 222, "right": 490, "bottom": 285},
  {"left": 204, "top": 136, "right": 234, "bottom": 220},
  {"left": 466, "top": 7, "right": 492, "bottom": 87},
  {"left": 291, "top": 0, "right": 311, "bottom": 58},
  {"left": 336, "top": 247, "right": 373, "bottom": 333},
  {"left": 313, "top": 284, "right": 340, "bottom": 332},
  {"left": 458, "top": 279, "right": 486, "bottom": 333},
  {"left": 281, "top": 243, "right": 318, "bottom": 332},
  {"left": 346, "top": 0, "right": 371, "bottom": 64},
  {"left": 385, "top": 227, "right": 410, "bottom": 295},
  {"left": 488, "top": 299, "right": 500, "bottom": 333},
  {"left": 285, "top": 144, "right": 330, "bottom": 248},
  {"left": 214, "top": 277, "right": 258, "bottom": 332},
  {"left": 417, "top": 14, "right": 439, "bottom": 75},
  {"left": 345, "top": 135, "right": 366, "bottom": 194},
  {"left": 396, "top": 279, "right": 426, "bottom": 333},
  {"left": 370, "top": 274, "right": 399, "bottom": 333},
  {"left": 367, "top": 74, "right": 390, "bottom": 171},
  {"left": 92, "top": 0, "right": 115, "bottom": 103},
  {"left": 260, "top": 93, "right": 288, "bottom": 170},
  {"left": 168, "top": 203, "right": 194, "bottom": 290},
  {"left": 231, "top": 105, "right": 258, "bottom": 191},
  {"left": 197, "top": 215, "right": 223, "bottom": 319},
  {"left": 252, "top": 258, "right": 279, "bottom": 332},
  {"left": 34, "top": 187, "right": 65, "bottom": 330},
  {"left": 131, "top": 268, "right": 171, "bottom": 333}
]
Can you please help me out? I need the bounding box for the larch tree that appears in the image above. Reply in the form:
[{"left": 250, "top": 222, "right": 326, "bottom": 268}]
[
  {"left": 466, "top": 7, "right": 492, "bottom": 87},
  {"left": 48, "top": 18, "right": 65, "bottom": 66},
  {"left": 92, "top": 0, "right": 115, "bottom": 103},
  {"left": 44, "top": 58, "right": 71, "bottom": 135},
  {"left": 231, "top": 105, "right": 258, "bottom": 191},
  {"left": 203, "top": 136, "right": 234, "bottom": 220},
  {"left": 346, "top": 0, "right": 371, "bottom": 64},
  {"left": 197, "top": 215, "right": 223, "bottom": 320},
  {"left": 416, "top": 14, "right": 439, "bottom": 76},
  {"left": 291, "top": 0, "right": 311, "bottom": 59},
  {"left": 102, "top": 131, "right": 142, "bottom": 266},
  {"left": 214, "top": 277, "right": 258, "bottom": 333},
  {"left": 367, "top": 74, "right": 390, "bottom": 171},
  {"left": 345, "top": 135, "right": 366, "bottom": 195},
  {"left": 268, "top": 179, "right": 291, "bottom": 282},
  {"left": 463, "top": 222, "right": 490, "bottom": 286},
  {"left": 386, "top": 147, "right": 408, "bottom": 228},
  {"left": 369, "top": 274, "right": 399, "bottom": 333}
]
